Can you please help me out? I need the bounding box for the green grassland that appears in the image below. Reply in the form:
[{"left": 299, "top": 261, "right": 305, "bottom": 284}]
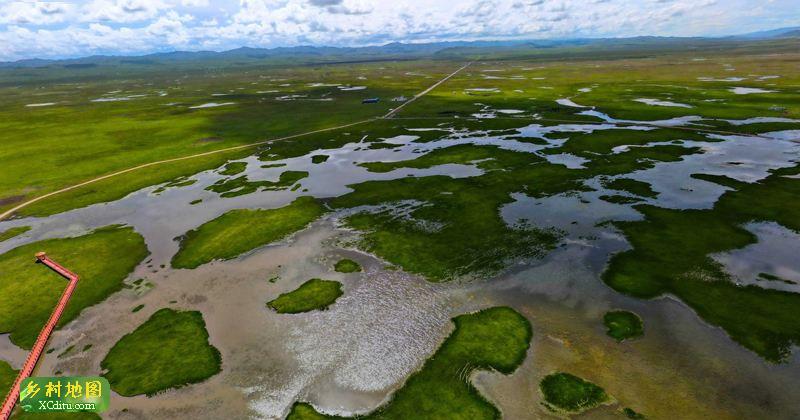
[
  {"left": 0, "top": 225, "right": 148, "bottom": 348},
  {"left": 333, "top": 259, "right": 361, "bottom": 273},
  {"left": 539, "top": 372, "right": 610, "bottom": 414},
  {"left": 171, "top": 196, "right": 325, "bottom": 269},
  {"left": 603, "top": 165, "right": 800, "bottom": 362},
  {"left": 101, "top": 308, "right": 221, "bottom": 396},
  {"left": 288, "top": 306, "right": 532, "bottom": 419},
  {"left": 0, "top": 60, "right": 457, "bottom": 217},
  {"left": 603, "top": 310, "right": 644, "bottom": 342},
  {"left": 18, "top": 149, "right": 252, "bottom": 217},
  {"left": 267, "top": 279, "right": 343, "bottom": 314},
  {"left": 0, "top": 226, "right": 29, "bottom": 242},
  {"left": 3, "top": 46, "right": 798, "bottom": 220},
  {"left": 402, "top": 51, "right": 800, "bottom": 126}
]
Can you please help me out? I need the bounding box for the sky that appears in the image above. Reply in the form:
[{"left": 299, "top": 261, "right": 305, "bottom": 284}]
[{"left": 0, "top": 0, "right": 798, "bottom": 62}]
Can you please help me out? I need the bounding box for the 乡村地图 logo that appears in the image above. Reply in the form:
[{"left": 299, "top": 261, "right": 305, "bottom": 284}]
[{"left": 18, "top": 376, "right": 109, "bottom": 413}]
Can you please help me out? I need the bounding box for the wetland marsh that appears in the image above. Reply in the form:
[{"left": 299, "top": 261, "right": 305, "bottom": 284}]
[{"left": 1, "top": 41, "right": 799, "bottom": 419}]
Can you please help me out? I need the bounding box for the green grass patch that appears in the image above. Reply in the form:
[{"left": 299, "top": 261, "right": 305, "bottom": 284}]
[
  {"left": 540, "top": 372, "right": 609, "bottom": 414},
  {"left": 599, "top": 195, "right": 643, "bottom": 205},
  {"left": 101, "top": 308, "right": 221, "bottom": 396},
  {"left": 152, "top": 176, "right": 197, "bottom": 194},
  {"left": 602, "top": 178, "right": 657, "bottom": 198},
  {"left": 0, "top": 226, "right": 30, "bottom": 242},
  {"left": 206, "top": 170, "right": 308, "bottom": 198},
  {"left": 603, "top": 310, "right": 644, "bottom": 342},
  {"left": 1, "top": 359, "right": 16, "bottom": 402},
  {"left": 267, "top": 279, "right": 343, "bottom": 313},
  {"left": 171, "top": 196, "right": 325, "bottom": 269},
  {"left": 219, "top": 161, "right": 247, "bottom": 176},
  {"left": 288, "top": 306, "right": 532, "bottom": 419},
  {"left": 334, "top": 259, "right": 361, "bottom": 273},
  {"left": 311, "top": 155, "right": 329, "bottom": 164},
  {"left": 359, "top": 143, "right": 510, "bottom": 173},
  {"left": 0, "top": 225, "right": 148, "bottom": 349}
]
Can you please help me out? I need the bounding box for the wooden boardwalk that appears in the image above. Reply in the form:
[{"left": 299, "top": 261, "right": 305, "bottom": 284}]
[{"left": 0, "top": 253, "right": 79, "bottom": 420}]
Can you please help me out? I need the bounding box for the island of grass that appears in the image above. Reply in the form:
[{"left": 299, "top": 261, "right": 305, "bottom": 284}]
[
  {"left": 603, "top": 310, "right": 644, "bottom": 342},
  {"left": 334, "top": 258, "right": 361, "bottom": 273},
  {"left": 311, "top": 155, "right": 329, "bottom": 164},
  {"left": 0, "top": 225, "right": 148, "bottom": 349},
  {"left": 206, "top": 170, "right": 309, "bottom": 198},
  {"left": 0, "top": 226, "right": 30, "bottom": 242},
  {"left": 599, "top": 195, "right": 643, "bottom": 205},
  {"left": 101, "top": 308, "right": 221, "bottom": 396},
  {"left": 288, "top": 306, "right": 532, "bottom": 419},
  {"left": 267, "top": 279, "right": 343, "bottom": 314},
  {"left": 602, "top": 178, "right": 657, "bottom": 198},
  {"left": 540, "top": 372, "right": 610, "bottom": 414},
  {"left": 152, "top": 176, "right": 197, "bottom": 194},
  {"left": 171, "top": 196, "right": 325, "bottom": 269},
  {"left": 219, "top": 161, "right": 247, "bottom": 176}
]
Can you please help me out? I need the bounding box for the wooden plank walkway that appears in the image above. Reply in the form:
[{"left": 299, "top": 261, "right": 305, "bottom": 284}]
[{"left": 0, "top": 253, "right": 79, "bottom": 420}]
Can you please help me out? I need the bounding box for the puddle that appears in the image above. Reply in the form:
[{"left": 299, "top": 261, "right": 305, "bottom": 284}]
[
  {"left": 556, "top": 98, "right": 590, "bottom": 108},
  {"left": 723, "top": 117, "right": 800, "bottom": 126},
  {"left": 731, "top": 87, "right": 775, "bottom": 95},
  {"left": 623, "top": 132, "right": 800, "bottom": 209},
  {"left": 713, "top": 222, "right": 800, "bottom": 292},
  {"left": 189, "top": 102, "right": 236, "bottom": 109},
  {"left": 634, "top": 98, "right": 693, "bottom": 108}
]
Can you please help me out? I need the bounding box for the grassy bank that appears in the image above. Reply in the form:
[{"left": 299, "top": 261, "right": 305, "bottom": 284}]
[
  {"left": 0, "top": 226, "right": 29, "bottom": 243},
  {"left": 0, "top": 225, "right": 148, "bottom": 349},
  {"left": 171, "top": 196, "right": 325, "bottom": 269}
]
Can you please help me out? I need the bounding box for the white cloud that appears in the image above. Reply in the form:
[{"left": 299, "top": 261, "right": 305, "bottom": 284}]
[
  {"left": 80, "top": 0, "right": 170, "bottom": 23},
  {"left": 0, "top": 0, "right": 798, "bottom": 61},
  {"left": 0, "top": 1, "right": 75, "bottom": 25}
]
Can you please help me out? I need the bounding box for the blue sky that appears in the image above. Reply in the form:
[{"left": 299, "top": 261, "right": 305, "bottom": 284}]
[{"left": 0, "top": 0, "right": 798, "bottom": 61}]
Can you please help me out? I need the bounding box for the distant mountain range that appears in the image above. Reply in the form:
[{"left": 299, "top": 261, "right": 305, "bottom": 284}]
[{"left": 2, "top": 26, "right": 798, "bottom": 69}]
